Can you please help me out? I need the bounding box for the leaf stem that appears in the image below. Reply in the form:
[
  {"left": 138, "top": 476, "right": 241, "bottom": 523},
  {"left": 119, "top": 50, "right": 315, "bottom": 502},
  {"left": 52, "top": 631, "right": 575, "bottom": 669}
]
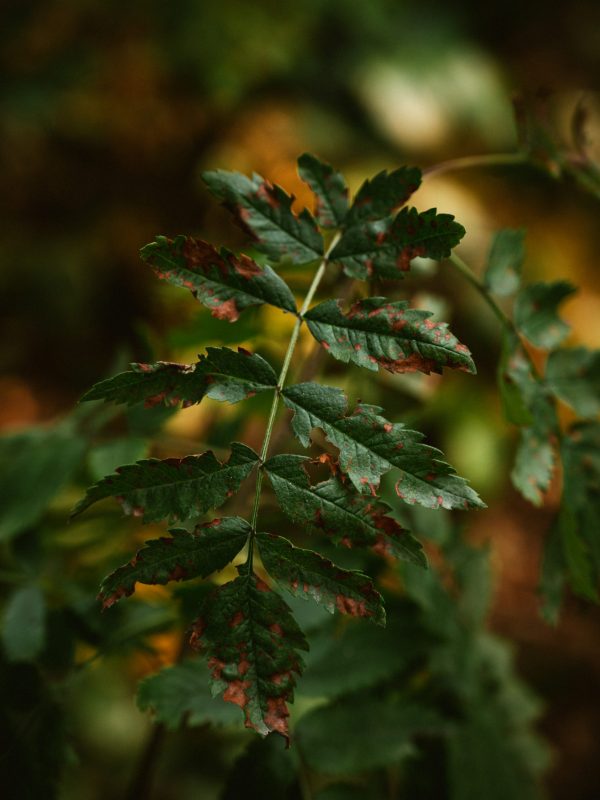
[
  {"left": 247, "top": 233, "right": 342, "bottom": 569},
  {"left": 447, "top": 252, "right": 541, "bottom": 377},
  {"left": 423, "top": 152, "right": 527, "bottom": 178},
  {"left": 447, "top": 252, "right": 515, "bottom": 331}
]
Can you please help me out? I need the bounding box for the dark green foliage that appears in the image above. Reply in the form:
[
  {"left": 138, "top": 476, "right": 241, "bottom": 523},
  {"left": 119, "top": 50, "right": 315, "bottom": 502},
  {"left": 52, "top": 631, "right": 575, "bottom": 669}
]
[
  {"left": 202, "top": 169, "right": 324, "bottom": 264},
  {"left": 191, "top": 572, "right": 308, "bottom": 741},
  {"left": 72, "top": 443, "right": 260, "bottom": 522},
  {"left": 136, "top": 659, "right": 241, "bottom": 729},
  {"left": 296, "top": 695, "right": 441, "bottom": 774},
  {"left": 0, "top": 425, "right": 86, "bottom": 541},
  {"left": 345, "top": 166, "right": 422, "bottom": 227},
  {"left": 1, "top": 585, "right": 46, "bottom": 663},
  {"left": 484, "top": 228, "right": 526, "bottom": 296},
  {"left": 264, "top": 454, "right": 426, "bottom": 565},
  {"left": 305, "top": 297, "right": 476, "bottom": 375},
  {"left": 510, "top": 428, "right": 555, "bottom": 507},
  {"left": 98, "top": 517, "right": 252, "bottom": 609},
  {"left": 515, "top": 280, "right": 576, "bottom": 348},
  {"left": 298, "top": 153, "right": 349, "bottom": 229},
  {"left": 141, "top": 235, "right": 297, "bottom": 320},
  {"left": 282, "top": 383, "right": 484, "bottom": 508},
  {"left": 330, "top": 206, "right": 465, "bottom": 280},
  {"left": 546, "top": 346, "right": 600, "bottom": 417},
  {"left": 257, "top": 533, "right": 385, "bottom": 624}
]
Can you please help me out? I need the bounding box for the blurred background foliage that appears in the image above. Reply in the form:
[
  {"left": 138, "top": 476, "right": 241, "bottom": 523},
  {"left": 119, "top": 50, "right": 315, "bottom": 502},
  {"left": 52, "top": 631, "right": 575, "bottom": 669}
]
[{"left": 1, "top": 0, "right": 600, "bottom": 798}]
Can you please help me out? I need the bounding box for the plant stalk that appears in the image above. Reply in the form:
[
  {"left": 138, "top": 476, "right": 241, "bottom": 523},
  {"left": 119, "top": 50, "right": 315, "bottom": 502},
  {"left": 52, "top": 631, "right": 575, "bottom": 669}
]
[{"left": 246, "top": 233, "right": 341, "bottom": 569}]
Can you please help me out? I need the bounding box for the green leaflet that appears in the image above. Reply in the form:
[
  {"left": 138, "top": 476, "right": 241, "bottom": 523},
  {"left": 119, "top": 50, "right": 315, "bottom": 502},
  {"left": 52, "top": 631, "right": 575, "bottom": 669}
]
[
  {"left": 281, "top": 383, "right": 484, "bottom": 509},
  {"left": 305, "top": 297, "right": 476, "bottom": 375},
  {"left": 559, "top": 423, "right": 600, "bottom": 600},
  {"left": 257, "top": 532, "right": 385, "bottom": 624},
  {"left": 1, "top": 585, "right": 46, "bottom": 663},
  {"left": 140, "top": 235, "right": 297, "bottom": 320},
  {"left": 510, "top": 428, "right": 555, "bottom": 507},
  {"left": 263, "top": 454, "right": 426, "bottom": 566},
  {"left": 514, "top": 281, "right": 576, "bottom": 349},
  {"left": 299, "top": 607, "right": 431, "bottom": 699},
  {"left": 0, "top": 425, "right": 86, "bottom": 541},
  {"left": 483, "top": 229, "right": 526, "bottom": 297},
  {"left": 81, "top": 347, "right": 277, "bottom": 408},
  {"left": 296, "top": 694, "right": 441, "bottom": 774},
  {"left": 137, "top": 659, "right": 241, "bottom": 730},
  {"left": 82, "top": 361, "right": 208, "bottom": 408},
  {"left": 297, "top": 153, "right": 349, "bottom": 229},
  {"left": 98, "top": 517, "right": 251, "bottom": 609},
  {"left": 546, "top": 347, "right": 600, "bottom": 417},
  {"left": 329, "top": 207, "right": 465, "bottom": 280},
  {"left": 191, "top": 572, "right": 308, "bottom": 741},
  {"left": 498, "top": 333, "right": 559, "bottom": 505},
  {"left": 202, "top": 169, "right": 324, "bottom": 264},
  {"left": 72, "top": 442, "right": 259, "bottom": 523},
  {"left": 344, "top": 166, "right": 422, "bottom": 227}
]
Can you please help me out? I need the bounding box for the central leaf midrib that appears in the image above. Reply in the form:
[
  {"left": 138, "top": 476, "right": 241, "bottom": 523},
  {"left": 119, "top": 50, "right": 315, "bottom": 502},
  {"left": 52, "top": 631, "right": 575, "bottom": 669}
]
[
  {"left": 243, "top": 192, "right": 323, "bottom": 259},
  {"left": 308, "top": 318, "right": 470, "bottom": 360}
]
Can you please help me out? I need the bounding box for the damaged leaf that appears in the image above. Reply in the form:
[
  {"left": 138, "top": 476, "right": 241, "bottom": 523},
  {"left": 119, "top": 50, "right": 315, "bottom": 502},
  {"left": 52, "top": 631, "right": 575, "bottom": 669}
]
[
  {"left": 345, "top": 166, "right": 422, "bottom": 227},
  {"left": 515, "top": 281, "right": 576, "bottom": 349},
  {"left": 141, "top": 235, "right": 297, "bottom": 321},
  {"left": 329, "top": 207, "right": 465, "bottom": 280},
  {"left": 82, "top": 347, "right": 277, "bottom": 408},
  {"left": 191, "top": 571, "right": 308, "bottom": 741},
  {"left": 98, "top": 517, "right": 251, "bottom": 609},
  {"left": 305, "top": 297, "right": 475, "bottom": 375},
  {"left": 202, "top": 169, "right": 324, "bottom": 264},
  {"left": 264, "top": 454, "right": 425, "bottom": 565},
  {"left": 298, "top": 153, "right": 349, "bottom": 229},
  {"left": 72, "top": 442, "right": 259, "bottom": 523},
  {"left": 281, "top": 383, "right": 484, "bottom": 509},
  {"left": 257, "top": 532, "right": 385, "bottom": 624}
]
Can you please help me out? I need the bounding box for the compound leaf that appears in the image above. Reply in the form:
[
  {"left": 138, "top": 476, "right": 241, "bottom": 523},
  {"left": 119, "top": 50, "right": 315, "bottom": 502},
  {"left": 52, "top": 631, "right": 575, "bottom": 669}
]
[
  {"left": 190, "top": 572, "right": 308, "bottom": 741},
  {"left": 257, "top": 532, "right": 385, "bottom": 624},
  {"left": 330, "top": 207, "right": 465, "bottom": 280},
  {"left": 546, "top": 347, "right": 600, "bottom": 417},
  {"left": 82, "top": 347, "right": 277, "bottom": 409},
  {"left": 515, "top": 281, "right": 576, "bottom": 349},
  {"left": 297, "top": 153, "right": 349, "bottom": 229},
  {"left": 264, "top": 454, "right": 425, "bottom": 565},
  {"left": 305, "top": 297, "right": 475, "bottom": 375},
  {"left": 202, "top": 169, "right": 324, "bottom": 264},
  {"left": 72, "top": 442, "right": 259, "bottom": 523},
  {"left": 141, "top": 235, "right": 297, "bottom": 320},
  {"left": 345, "top": 166, "right": 422, "bottom": 227},
  {"left": 281, "top": 383, "right": 484, "bottom": 509},
  {"left": 98, "top": 517, "right": 251, "bottom": 609},
  {"left": 137, "top": 659, "right": 241, "bottom": 729},
  {"left": 483, "top": 229, "right": 526, "bottom": 296}
]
